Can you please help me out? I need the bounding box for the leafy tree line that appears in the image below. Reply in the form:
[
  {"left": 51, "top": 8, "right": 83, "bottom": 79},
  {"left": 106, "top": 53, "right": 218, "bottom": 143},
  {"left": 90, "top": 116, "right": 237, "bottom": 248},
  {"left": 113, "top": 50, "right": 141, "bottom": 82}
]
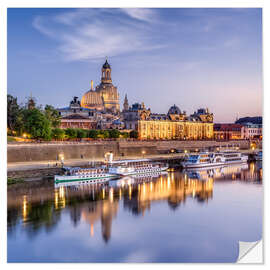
[
  {"left": 7, "top": 94, "right": 138, "bottom": 140},
  {"left": 7, "top": 95, "right": 60, "bottom": 140},
  {"left": 51, "top": 128, "right": 138, "bottom": 140}
]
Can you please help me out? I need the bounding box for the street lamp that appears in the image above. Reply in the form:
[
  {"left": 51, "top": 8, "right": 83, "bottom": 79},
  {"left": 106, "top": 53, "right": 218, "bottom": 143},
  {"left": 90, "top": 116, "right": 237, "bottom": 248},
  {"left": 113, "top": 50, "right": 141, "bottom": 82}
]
[
  {"left": 142, "top": 150, "right": 146, "bottom": 158},
  {"left": 59, "top": 154, "right": 65, "bottom": 167}
]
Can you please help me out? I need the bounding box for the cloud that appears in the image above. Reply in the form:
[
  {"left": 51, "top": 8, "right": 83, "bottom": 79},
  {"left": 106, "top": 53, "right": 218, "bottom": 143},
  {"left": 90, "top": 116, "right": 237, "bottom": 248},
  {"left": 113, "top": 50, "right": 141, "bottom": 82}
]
[
  {"left": 32, "top": 8, "right": 162, "bottom": 62},
  {"left": 121, "top": 8, "right": 157, "bottom": 22},
  {"left": 33, "top": 16, "right": 55, "bottom": 38},
  {"left": 223, "top": 38, "right": 240, "bottom": 48}
]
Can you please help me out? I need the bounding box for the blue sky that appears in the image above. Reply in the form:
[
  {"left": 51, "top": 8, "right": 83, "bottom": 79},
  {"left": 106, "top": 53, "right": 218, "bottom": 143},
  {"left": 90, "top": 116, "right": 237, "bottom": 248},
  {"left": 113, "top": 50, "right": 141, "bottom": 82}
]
[{"left": 7, "top": 8, "right": 262, "bottom": 122}]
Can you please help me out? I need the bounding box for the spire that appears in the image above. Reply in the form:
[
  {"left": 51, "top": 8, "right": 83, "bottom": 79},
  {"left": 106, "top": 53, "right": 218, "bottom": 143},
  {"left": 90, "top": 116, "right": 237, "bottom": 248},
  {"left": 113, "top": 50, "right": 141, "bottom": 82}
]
[
  {"left": 91, "top": 80, "right": 94, "bottom": 91},
  {"left": 123, "top": 94, "right": 129, "bottom": 111},
  {"left": 103, "top": 58, "right": 111, "bottom": 69}
]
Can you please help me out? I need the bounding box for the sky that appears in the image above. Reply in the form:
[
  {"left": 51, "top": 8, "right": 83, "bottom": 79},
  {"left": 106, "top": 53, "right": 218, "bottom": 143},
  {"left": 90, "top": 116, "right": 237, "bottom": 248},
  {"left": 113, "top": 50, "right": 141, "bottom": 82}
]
[{"left": 7, "top": 8, "right": 262, "bottom": 122}]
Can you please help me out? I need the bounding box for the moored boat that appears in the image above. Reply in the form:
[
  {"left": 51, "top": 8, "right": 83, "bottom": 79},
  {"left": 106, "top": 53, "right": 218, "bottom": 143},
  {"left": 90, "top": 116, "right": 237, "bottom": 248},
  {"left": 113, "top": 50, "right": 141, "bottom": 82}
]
[
  {"left": 108, "top": 159, "right": 168, "bottom": 176},
  {"left": 255, "top": 151, "right": 262, "bottom": 161},
  {"left": 221, "top": 150, "right": 248, "bottom": 164},
  {"left": 183, "top": 151, "right": 248, "bottom": 169},
  {"left": 54, "top": 167, "right": 116, "bottom": 183}
]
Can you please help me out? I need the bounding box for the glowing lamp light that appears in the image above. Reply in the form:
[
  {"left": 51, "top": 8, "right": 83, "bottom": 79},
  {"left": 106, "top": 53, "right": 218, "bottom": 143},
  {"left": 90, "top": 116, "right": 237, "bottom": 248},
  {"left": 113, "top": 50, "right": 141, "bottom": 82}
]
[{"left": 59, "top": 154, "right": 64, "bottom": 161}]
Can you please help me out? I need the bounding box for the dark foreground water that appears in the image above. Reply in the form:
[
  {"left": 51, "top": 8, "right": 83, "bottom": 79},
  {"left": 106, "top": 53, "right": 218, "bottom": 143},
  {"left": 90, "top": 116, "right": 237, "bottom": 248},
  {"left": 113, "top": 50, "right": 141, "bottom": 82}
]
[{"left": 8, "top": 162, "right": 262, "bottom": 263}]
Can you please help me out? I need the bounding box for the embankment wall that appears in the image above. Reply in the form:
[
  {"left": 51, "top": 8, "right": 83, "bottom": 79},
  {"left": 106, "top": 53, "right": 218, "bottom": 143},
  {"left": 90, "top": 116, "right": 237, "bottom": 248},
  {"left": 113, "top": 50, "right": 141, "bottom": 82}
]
[{"left": 8, "top": 140, "right": 261, "bottom": 163}]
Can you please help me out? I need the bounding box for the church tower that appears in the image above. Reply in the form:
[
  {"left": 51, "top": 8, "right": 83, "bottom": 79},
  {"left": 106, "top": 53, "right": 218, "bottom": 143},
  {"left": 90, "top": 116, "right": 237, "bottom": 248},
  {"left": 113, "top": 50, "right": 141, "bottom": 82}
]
[
  {"left": 101, "top": 59, "right": 112, "bottom": 84},
  {"left": 123, "top": 94, "right": 129, "bottom": 111},
  {"left": 81, "top": 59, "right": 120, "bottom": 113}
]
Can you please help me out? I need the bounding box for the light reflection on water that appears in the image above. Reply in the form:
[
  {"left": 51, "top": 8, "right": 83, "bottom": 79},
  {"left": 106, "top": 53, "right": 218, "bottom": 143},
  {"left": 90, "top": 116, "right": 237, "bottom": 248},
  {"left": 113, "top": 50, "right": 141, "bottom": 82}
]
[{"left": 8, "top": 162, "right": 262, "bottom": 263}]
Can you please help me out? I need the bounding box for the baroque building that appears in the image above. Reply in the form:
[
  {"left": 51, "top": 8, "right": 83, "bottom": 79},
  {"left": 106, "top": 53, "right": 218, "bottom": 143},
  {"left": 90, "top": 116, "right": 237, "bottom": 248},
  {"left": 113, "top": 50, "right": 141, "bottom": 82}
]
[
  {"left": 81, "top": 60, "right": 120, "bottom": 113},
  {"left": 57, "top": 96, "right": 121, "bottom": 130},
  {"left": 123, "top": 103, "right": 214, "bottom": 140}
]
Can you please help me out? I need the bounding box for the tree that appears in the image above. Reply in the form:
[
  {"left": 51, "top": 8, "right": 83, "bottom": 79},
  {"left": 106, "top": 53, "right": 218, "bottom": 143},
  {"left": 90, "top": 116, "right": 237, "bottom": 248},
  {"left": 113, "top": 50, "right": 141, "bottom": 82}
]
[
  {"left": 120, "top": 131, "right": 129, "bottom": 139},
  {"left": 65, "top": 128, "right": 77, "bottom": 139},
  {"left": 98, "top": 130, "right": 109, "bottom": 139},
  {"left": 108, "top": 129, "right": 120, "bottom": 138},
  {"left": 7, "top": 95, "right": 20, "bottom": 131},
  {"left": 87, "top": 129, "right": 98, "bottom": 139},
  {"left": 51, "top": 128, "right": 65, "bottom": 140},
  {"left": 130, "top": 130, "right": 138, "bottom": 139},
  {"left": 14, "top": 110, "right": 25, "bottom": 136},
  {"left": 23, "top": 108, "right": 52, "bottom": 140},
  {"left": 76, "top": 129, "right": 87, "bottom": 139},
  {"left": 44, "top": 105, "right": 61, "bottom": 128}
]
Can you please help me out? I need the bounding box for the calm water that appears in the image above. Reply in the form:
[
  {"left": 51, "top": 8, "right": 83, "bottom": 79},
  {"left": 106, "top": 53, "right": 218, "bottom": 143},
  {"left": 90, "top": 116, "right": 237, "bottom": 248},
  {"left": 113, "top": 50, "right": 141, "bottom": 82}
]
[{"left": 8, "top": 162, "right": 262, "bottom": 263}]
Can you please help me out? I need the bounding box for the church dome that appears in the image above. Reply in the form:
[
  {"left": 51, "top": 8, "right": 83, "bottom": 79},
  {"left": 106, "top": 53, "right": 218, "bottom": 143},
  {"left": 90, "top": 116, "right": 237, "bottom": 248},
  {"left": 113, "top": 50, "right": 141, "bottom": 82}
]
[
  {"left": 168, "top": 104, "right": 181, "bottom": 115},
  {"left": 81, "top": 90, "right": 104, "bottom": 110},
  {"left": 103, "top": 60, "right": 111, "bottom": 69}
]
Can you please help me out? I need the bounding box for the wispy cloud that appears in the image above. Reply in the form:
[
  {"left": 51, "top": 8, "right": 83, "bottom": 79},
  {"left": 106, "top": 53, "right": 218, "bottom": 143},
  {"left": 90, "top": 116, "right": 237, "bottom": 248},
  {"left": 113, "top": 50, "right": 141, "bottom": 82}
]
[
  {"left": 121, "top": 8, "right": 157, "bottom": 22},
  {"left": 32, "top": 8, "right": 247, "bottom": 63},
  {"left": 32, "top": 8, "right": 162, "bottom": 62},
  {"left": 223, "top": 38, "right": 240, "bottom": 48},
  {"left": 33, "top": 16, "right": 55, "bottom": 38}
]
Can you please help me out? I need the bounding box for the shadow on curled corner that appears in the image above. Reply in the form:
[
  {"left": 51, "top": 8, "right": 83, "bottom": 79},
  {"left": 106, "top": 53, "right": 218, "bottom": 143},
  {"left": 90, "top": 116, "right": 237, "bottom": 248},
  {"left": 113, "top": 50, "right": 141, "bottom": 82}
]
[{"left": 237, "top": 240, "right": 263, "bottom": 263}]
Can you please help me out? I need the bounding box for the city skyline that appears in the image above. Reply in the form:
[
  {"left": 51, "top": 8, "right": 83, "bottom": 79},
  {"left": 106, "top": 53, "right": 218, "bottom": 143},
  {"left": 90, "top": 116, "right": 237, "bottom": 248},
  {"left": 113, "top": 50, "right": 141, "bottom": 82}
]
[{"left": 8, "top": 8, "right": 262, "bottom": 122}]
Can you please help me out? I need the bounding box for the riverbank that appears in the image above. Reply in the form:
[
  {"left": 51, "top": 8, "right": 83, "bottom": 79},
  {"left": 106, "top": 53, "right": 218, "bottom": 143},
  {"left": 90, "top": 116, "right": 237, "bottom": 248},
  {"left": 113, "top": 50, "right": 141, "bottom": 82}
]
[{"left": 8, "top": 139, "right": 260, "bottom": 163}]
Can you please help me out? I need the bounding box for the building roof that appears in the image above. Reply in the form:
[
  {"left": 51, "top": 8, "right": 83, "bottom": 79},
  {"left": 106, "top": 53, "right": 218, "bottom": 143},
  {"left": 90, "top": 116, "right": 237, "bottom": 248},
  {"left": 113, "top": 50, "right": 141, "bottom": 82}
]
[
  {"left": 103, "top": 59, "right": 111, "bottom": 69},
  {"left": 81, "top": 90, "right": 104, "bottom": 109},
  {"left": 168, "top": 104, "right": 181, "bottom": 115},
  {"left": 214, "top": 123, "right": 243, "bottom": 131},
  {"left": 62, "top": 114, "right": 90, "bottom": 120},
  {"left": 150, "top": 113, "right": 169, "bottom": 120}
]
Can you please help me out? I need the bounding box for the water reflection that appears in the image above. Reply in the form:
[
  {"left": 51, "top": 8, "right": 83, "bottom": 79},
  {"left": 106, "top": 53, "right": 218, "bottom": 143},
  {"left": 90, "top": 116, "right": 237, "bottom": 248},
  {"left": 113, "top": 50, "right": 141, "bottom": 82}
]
[
  {"left": 7, "top": 162, "right": 262, "bottom": 262},
  {"left": 8, "top": 163, "right": 261, "bottom": 240}
]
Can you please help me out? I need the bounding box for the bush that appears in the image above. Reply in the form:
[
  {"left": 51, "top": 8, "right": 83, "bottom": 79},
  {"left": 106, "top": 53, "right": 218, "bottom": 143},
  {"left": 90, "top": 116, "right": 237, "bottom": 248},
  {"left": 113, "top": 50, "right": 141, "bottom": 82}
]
[
  {"left": 88, "top": 129, "right": 98, "bottom": 139},
  {"left": 130, "top": 130, "right": 138, "bottom": 139},
  {"left": 52, "top": 128, "right": 65, "bottom": 140},
  {"left": 98, "top": 130, "right": 109, "bottom": 139},
  {"left": 120, "top": 132, "right": 129, "bottom": 139},
  {"left": 65, "top": 128, "right": 77, "bottom": 139},
  {"left": 7, "top": 136, "right": 16, "bottom": 142},
  {"left": 108, "top": 129, "right": 121, "bottom": 138},
  {"left": 76, "top": 129, "right": 87, "bottom": 139}
]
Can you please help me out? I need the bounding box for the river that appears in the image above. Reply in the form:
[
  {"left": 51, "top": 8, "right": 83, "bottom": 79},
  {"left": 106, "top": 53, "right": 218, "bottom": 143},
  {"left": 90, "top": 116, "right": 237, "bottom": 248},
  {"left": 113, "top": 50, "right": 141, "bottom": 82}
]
[{"left": 7, "top": 162, "right": 262, "bottom": 263}]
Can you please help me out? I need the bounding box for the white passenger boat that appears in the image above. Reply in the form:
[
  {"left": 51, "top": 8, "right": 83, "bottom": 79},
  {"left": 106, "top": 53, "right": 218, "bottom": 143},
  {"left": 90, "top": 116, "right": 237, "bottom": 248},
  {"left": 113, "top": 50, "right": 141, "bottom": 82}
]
[
  {"left": 108, "top": 159, "right": 168, "bottom": 176},
  {"left": 255, "top": 151, "right": 262, "bottom": 161},
  {"left": 54, "top": 167, "right": 116, "bottom": 183},
  {"left": 221, "top": 150, "right": 248, "bottom": 164},
  {"left": 183, "top": 151, "right": 248, "bottom": 169}
]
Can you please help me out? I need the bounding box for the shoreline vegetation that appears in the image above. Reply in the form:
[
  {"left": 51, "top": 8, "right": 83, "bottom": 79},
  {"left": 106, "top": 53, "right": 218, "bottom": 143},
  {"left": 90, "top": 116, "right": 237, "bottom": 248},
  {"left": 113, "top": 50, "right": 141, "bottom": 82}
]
[{"left": 7, "top": 177, "right": 25, "bottom": 185}]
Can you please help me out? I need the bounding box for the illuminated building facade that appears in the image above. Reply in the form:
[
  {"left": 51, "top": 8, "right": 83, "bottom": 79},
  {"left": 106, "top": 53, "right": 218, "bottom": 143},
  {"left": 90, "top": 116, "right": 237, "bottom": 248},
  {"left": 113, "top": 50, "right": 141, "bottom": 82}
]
[
  {"left": 214, "top": 124, "right": 243, "bottom": 140},
  {"left": 57, "top": 96, "right": 121, "bottom": 130},
  {"left": 241, "top": 123, "right": 262, "bottom": 140},
  {"left": 123, "top": 103, "right": 214, "bottom": 140}
]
